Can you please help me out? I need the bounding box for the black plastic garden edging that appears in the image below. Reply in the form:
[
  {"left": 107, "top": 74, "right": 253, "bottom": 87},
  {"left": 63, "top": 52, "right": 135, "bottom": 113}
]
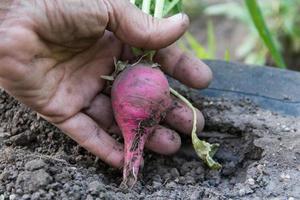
[
  {"left": 171, "top": 60, "right": 300, "bottom": 117},
  {"left": 203, "top": 60, "right": 300, "bottom": 117}
]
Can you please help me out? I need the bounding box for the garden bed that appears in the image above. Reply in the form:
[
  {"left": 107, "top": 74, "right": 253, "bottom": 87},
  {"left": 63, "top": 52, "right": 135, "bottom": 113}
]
[{"left": 1, "top": 63, "right": 300, "bottom": 199}]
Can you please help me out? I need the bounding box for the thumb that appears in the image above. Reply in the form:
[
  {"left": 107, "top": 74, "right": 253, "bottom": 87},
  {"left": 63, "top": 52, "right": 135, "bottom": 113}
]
[{"left": 106, "top": 0, "right": 189, "bottom": 50}]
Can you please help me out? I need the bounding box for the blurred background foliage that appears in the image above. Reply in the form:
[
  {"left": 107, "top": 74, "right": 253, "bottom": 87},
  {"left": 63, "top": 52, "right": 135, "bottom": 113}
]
[{"left": 180, "top": 0, "right": 300, "bottom": 71}]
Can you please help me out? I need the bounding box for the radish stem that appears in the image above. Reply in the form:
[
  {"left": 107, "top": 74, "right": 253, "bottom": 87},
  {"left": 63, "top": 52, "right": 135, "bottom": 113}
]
[
  {"left": 130, "top": 0, "right": 136, "bottom": 4},
  {"left": 170, "top": 88, "right": 221, "bottom": 170},
  {"left": 142, "top": 0, "right": 151, "bottom": 14},
  {"left": 154, "top": 0, "right": 165, "bottom": 18},
  {"left": 169, "top": 88, "right": 196, "bottom": 142}
]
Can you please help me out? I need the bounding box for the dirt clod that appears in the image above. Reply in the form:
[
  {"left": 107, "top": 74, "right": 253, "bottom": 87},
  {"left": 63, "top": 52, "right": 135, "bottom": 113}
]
[{"left": 24, "top": 159, "right": 46, "bottom": 171}]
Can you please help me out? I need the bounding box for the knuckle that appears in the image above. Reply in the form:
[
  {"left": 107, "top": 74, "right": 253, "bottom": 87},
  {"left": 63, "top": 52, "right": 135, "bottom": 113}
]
[{"left": 78, "top": 125, "right": 99, "bottom": 148}]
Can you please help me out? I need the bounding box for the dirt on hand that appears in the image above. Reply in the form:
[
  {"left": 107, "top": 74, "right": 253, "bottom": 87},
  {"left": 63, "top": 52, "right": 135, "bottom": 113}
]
[{"left": 0, "top": 86, "right": 300, "bottom": 199}]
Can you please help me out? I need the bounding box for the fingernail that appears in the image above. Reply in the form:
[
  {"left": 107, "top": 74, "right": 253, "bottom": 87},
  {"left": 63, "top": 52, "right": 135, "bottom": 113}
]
[
  {"left": 169, "top": 13, "right": 189, "bottom": 22},
  {"left": 169, "top": 13, "right": 190, "bottom": 28}
]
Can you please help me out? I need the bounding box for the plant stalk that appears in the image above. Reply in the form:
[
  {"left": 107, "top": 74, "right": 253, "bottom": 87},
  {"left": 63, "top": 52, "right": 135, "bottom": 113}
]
[
  {"left": 169, "top": 88, "right": 197, "bottom": 140},
  {"left": 130, "top": 0, "right": 136, "bottom": 4},
  {"left": 154, "top": 0, "right": 165, "bottom": 18},
  {"left": 245, "top": 0, "right": 286, "bottom": 68},
  {"left": 142, "top": 0, "right": 151, "bottom": 14},
  {"left": 170, "top": 88, "right": 221, "bottom": 170}
]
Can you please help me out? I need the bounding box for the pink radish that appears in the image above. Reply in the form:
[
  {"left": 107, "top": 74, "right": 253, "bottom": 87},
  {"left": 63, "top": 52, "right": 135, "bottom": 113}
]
[{"left": 111, "top": 64, "right": 172, "bottom": 187}]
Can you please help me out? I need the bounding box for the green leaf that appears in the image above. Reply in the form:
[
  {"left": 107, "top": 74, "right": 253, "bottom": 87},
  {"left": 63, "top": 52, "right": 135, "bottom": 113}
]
[
  {"left": 192, "top": 134, "right": 222, "bottom": 170},
  {"left": 185, "top": 32, "right": 211, "bottom": 59},
  {"left": 142, "top": 0, "right": 152, "bottom": 14},
  {"left": 163, "top": 0, "right": 182, "bottom": 16},
  {"left": 177, "top": 40, "right": 190, "bottom": 52},
  {"left": 236, "top": 35, "right": 257, "bottom": 58},
  {"left": 245, "top": 0, "right": 286, "bottom": 68},
  {"left": 154, "top": 0, "right": 165, "bottom": 18},
  {"left": 204, "top": 2, "right": 249, "bottom": 23},
  {"left": 224, "top": 49, "right": 231, "bottom": 62},
  {"left": 207, "top": 20, "right": 216, "bottom": 58}
]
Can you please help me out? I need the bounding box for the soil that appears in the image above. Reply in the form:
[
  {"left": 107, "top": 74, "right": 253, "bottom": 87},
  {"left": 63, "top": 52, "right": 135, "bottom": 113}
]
[{"left": 1, "top": 83, "right": 300, "bottom": 200}]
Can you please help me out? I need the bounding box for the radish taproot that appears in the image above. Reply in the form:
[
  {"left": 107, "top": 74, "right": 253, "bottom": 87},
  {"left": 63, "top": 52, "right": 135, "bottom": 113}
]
[{"left": 111, "top": 64, "right": 172, "bottom": 187}]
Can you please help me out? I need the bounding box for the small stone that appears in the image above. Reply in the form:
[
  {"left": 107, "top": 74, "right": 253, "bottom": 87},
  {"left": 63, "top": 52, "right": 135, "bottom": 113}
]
[
  {"left": 10, "top": 171, "right": 18, "bottom": 179},
  {"left": 9, "top": 194, "right": 17, "bottom": 200},
  {"left": 152, "top": 181, "right": 162, "bottom": 189},
  {"left": 88, "top": 181, "right": 105, "bottom": 195},
  {"left": 63, "top": 183, "right": 70, "bottom": 192},
  {"left": 185, "top": 176, "right": 196, "bottom": 184},
  {"left": 196, "top": 167, "right": 204, "bottom": 175},
  {"left": 280, "top": 173, "right": 291, "bottom": 182},
  {"left": 38, "top": 189, "right": 46, "bottom": 196},
  {"left": 0, "top": 128, "right": 9, "bottom": 138},
  {"left": 247, "top": 178, "right": 255, "bottom": 185},
  {"left": 238, "top": 188, "right": 246, "bottom": 196},
  {"left": 257, "top": 164, "right": 264, "bottom": 173},
  {"left": 49, "top": 182, "right": 61, "bottom": 190},
  {"left": 180, "top": 163, "right": 192, "bottom": 175},
  {"left": 6, "top": 183, "right": 14, "bottom": 192},
  {"left": 178, "top": 176, "right": 186, "bottom": 184},
  {"left": 170, "top": 168, "right": 180, "bottom": 178},
  {"left": 16, "top": 189, "right": 23, "bottom": 194},
  {"left": 190, "top": 190, "right": 202, "bottom": 200},
  {"left": 163, "top": 173, "right": 171, "bottom": 180},
  {"left": 86, "top": 195, "right": 93, "bottom": 200},
  {"left": 0, "top": 171, "right": 10, "bottom": 181},
  {"left": 21, "top": 194, "right": 30, "bottom": 200},
  {"left": 288, "top": 197, "right": 295, "bottom": 200},
  {"left": 165, "top": 182, "right": 176, "bottom": 189},
  {"left": 31, "top": 192, "right": 40, "bottom": 200},
  {"left": 152, "top": 174, "right": 162, "bottom": 182},
  {"left": 281, "top": 125, "right": 291, "bottom": 132},
  {"left": 55, "top": 171, "right": 71, "bottom": 183},
  {"left": 25, "top": 160, "right": 46, "bottom": 171}
]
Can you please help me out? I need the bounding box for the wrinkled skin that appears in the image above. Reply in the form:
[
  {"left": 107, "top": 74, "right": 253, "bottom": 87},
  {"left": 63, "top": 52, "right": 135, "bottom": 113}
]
[{"left": 0, "top": 0, "right": 212, "bottom": 168}]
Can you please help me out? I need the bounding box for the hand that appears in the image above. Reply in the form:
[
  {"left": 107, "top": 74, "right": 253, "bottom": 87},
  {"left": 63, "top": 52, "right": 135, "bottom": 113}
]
[{"left": 0, "top": 0, "right": 212, "bottom": 168}]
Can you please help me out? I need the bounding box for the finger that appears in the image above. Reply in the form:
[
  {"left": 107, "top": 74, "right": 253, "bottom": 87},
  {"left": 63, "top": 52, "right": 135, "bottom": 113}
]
[
  {"left": 104, "top": 122, "right": 181, "bottom": 155},
  {"left": 83, "top": 93, "right": 115, "bottom": 132},
  {"left": 154, "top": 45, "right": 213, "bottom": 89},
  {"left": 146, "top": 125, "right": 181, "bottom": 155},
  {"left": 106, "top": 1, "right": 189, "bottom": 49},
  {"left": 84, "top": 94, "right": 181, "bottom": 155},
  {"left": 55, "top": 112, "right": 124, "bottom": 168},
  {"left": 165, "top": 97, "right": 205, "bottom": 135}
]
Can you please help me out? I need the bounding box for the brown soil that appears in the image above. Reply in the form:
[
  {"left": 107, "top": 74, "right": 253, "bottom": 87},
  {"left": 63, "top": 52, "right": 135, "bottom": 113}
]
[{"left": 1, "top": 83, "right": 300, "bottom": 199}]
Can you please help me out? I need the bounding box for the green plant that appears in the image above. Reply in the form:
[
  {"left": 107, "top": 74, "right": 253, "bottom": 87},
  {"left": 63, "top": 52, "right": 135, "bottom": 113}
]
[
  {"left": 245, "top": 0, "right": 286, "bottom": 68},
  {"left": 179, "top": 21, "right": 230, "bottom": 61},
  {"left": 205, "top": 0, "right": 299, "bottom": 68},
  {"left": 182, "top": 0, "right": 206, "bottom": 19}
]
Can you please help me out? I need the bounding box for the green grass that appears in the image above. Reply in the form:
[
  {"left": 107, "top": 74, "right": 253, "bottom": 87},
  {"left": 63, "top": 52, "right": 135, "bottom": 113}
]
[{"left": 245, "top": 0, "right": 286, "bottom": 68}]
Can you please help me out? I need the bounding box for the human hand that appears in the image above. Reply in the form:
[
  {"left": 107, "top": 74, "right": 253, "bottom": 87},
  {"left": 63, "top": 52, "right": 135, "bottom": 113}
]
[{"left": 0, "top": 0, "right": 212, "bottom": 168}]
